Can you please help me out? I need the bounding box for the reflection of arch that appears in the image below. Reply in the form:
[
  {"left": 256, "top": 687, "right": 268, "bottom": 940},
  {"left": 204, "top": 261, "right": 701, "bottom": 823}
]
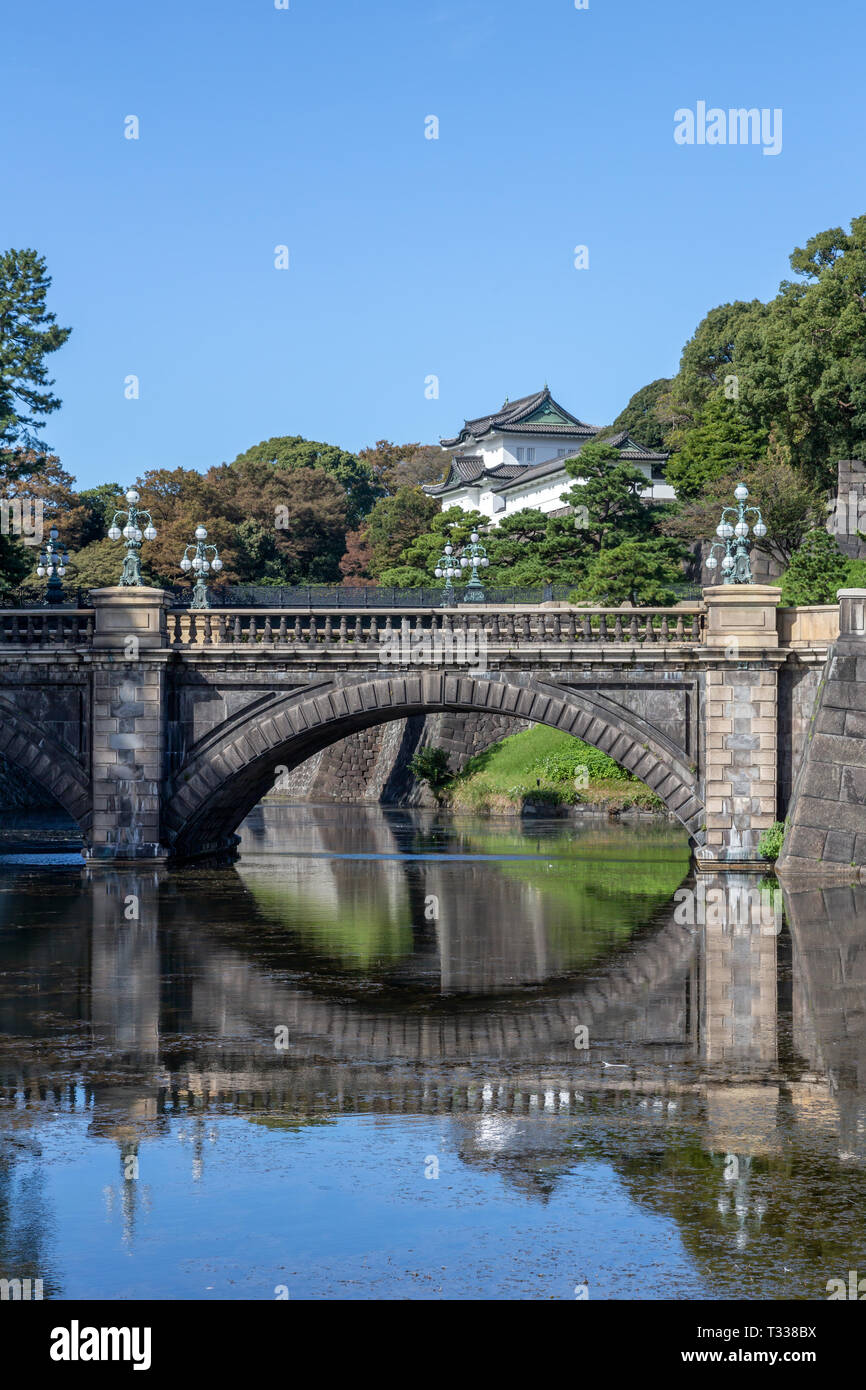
[
  {"left": 165, "top": 672, "right": 704, "bottom": 859},
  {"left": 0, "top": 701, "right": 90, "bottom": 833},
  {"left": 150, "top": 871, "right": 700, "bottom": 1064}
]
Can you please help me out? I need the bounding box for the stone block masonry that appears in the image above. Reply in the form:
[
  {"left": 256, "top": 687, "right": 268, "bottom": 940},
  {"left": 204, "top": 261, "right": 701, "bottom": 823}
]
[
  {"left": 271, "top": 710, "right": 531, "bottom": 806},
  {"left": 832, "top": 460, "right": 866, "bottom": 560},
  {"left": 700, "top": 585, "right": 785, "bottom": 862},
  {"left": 87, "top": 588, "right": 172, "bottom": 862},
  {"left": 778, "top": 591, "right": 866, "bottom": 878}
]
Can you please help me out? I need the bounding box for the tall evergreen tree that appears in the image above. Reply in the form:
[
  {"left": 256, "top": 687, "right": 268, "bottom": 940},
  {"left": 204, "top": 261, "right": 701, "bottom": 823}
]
[
  {"left": 664, "top": 397, "right": 768, "bottom": 501},
  {"left": 0, "top": 249, "right": 71, "bottom": 475}
]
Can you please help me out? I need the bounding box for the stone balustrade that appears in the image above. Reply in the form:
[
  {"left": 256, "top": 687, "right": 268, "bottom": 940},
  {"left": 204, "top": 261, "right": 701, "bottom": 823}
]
[
  {"left": 0, "top": 609, "right": 95, "bottom": 645},
  {"left": 165, "top": 605, "right": 706, "bottom": 650}
]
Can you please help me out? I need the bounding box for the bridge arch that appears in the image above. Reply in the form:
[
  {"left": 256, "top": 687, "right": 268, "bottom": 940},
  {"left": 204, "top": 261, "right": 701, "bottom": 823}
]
[
  {"left": 0, "top": 698, "right": 91, "bottom": 835},
  {"left": 164, "top": 671, "right": 705, "bottom": 860}
]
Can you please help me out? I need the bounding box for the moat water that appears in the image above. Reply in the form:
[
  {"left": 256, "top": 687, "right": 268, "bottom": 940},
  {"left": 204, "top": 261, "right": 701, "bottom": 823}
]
[{"left": 0, "top": 804, "right": 864, "bottom": 1300}]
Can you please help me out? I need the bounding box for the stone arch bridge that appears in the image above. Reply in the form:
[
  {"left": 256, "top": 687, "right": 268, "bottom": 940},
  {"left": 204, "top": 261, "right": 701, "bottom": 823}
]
[{"left": 0, "top": 584, "right": 853, "bottom": 868}]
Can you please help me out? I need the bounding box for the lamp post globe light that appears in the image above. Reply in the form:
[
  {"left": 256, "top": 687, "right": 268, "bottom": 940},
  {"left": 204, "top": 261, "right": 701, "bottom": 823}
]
[
  {"left": 108, "top": 489, "right": 158, "bottom": 586},
  {"left": 35, "top": 525, "right": 70, "bottom": 605},
  {"left": 433, "top": 541, "right": 461, "bottom": 607},
  {"left": 705, "top": 482, "right": 768, "bottom": 586},
  {"left": 179, "top": 524, "right": 223, "bottom": 609},
  {"left": 460, "top": 530, "right": 490, "bottom": 603}
]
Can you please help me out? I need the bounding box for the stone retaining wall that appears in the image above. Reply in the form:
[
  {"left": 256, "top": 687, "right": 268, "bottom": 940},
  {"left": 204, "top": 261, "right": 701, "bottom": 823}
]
[
  {"left": 778, "top": 590, "right": 866, "bottom": 876},
  {"left": 273, "top": 711, "right": 531, "bottom": 806},
  {"left": 833, "top": 460, "right": 866, "bottom": 560}
]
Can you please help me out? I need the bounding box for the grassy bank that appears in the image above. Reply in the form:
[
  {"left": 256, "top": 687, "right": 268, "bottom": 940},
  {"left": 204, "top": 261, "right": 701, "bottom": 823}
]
[{"left": 439, "top": 725, "right": 664, "bottom": 816}]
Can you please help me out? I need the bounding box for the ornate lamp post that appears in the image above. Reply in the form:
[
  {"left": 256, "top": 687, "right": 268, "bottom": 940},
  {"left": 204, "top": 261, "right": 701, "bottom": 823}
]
[
  {"left": 705, "top": 483, "right": 767, "bottom": 585},
  {"left": 460, "top": 530, "right": 490, "bottom": 603},
  {"left": 107, "top": 489, "right": 158, "bottom": 586},
  {"left": 179, "top": 524, "right": 223, "bottom": 608},
  {"left": 35, "top": 526, "right": 70, "bottom": 605},
  {"left": 433, "top": 541, "right": 461, "bottom": 607}
]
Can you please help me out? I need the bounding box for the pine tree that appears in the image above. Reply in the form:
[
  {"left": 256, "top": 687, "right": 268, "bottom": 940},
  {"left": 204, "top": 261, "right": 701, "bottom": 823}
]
[
  {"left": 0, "top": 249, "right": 71, "bottom": 473},
  {"left": 779, "top": 530, "right": 852, "bottom": 605}
]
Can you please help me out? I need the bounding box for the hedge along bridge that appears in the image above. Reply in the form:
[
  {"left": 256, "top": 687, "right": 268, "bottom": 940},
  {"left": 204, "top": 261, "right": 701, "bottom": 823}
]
[{"left": 0, "top": 584, "right": 860, "bottom": 872}]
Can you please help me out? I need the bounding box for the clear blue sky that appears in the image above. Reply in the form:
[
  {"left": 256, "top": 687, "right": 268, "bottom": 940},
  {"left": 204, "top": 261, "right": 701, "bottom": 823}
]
[{"left": 3, "top": 0, "right": 863, "bottom": 490}]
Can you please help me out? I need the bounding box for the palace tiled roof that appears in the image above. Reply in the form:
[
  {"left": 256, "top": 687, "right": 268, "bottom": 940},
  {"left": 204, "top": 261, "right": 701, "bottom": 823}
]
[
  {"left": 424, "top": 413, "right": 669, "bottom": 497},
  {"left": 488, "top": 455, "right": 577, "bottom": 492},
  {"left": 440, "top": 386, "right": 593, "bottom": 448},
  {"left": 601, "top": 430, "right": 668, "bottom": 462},
  {"left": 452, "top": 456, "right": 485, "bottom": 482}
]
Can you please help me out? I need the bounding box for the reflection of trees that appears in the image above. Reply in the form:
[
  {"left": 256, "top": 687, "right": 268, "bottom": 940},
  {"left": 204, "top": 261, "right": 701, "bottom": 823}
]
[
  {"left": 596, "top": 1124, "right": 866, "bottom": 1300},
  {"left": 0, "top": 1139, "right": 59, "bottom": 1297}
]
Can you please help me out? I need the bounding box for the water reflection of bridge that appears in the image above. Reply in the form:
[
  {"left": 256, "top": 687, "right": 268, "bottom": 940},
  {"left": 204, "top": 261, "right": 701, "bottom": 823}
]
[
  {"left": 0, "top": 836, "right": 864, "bottom": 1159},
  {"left": 3, "top": 832, "right": 866, "bottom": 1299}
]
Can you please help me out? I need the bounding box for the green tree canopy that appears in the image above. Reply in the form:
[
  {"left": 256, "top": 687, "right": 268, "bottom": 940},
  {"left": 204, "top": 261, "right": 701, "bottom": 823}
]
[
  {"left": 563, "top": 442, "right": 656, "bottom": 552},
  {"left": 734, "top": 216, "right": 866, "bottom": 486},
  {"left": 357, "top": 440, "right": 445, "bottom": 494},
  {"left": 365, "top": 486, "right": 440, "bottom": 577},
  {"left": 604, "top": 377, "right": 672, "bottom": 452},
  {"left": 660, "top": 460, "right": 825, "bottom": 569},
  {"left": 779, "top": 529, "right": 852, "bottom": 605},
  {"left": 71, "top": 537, "right": 155, "bottom": 592},
  {"left": 229, "top": 435, "right": 379, "bottom": 526},
  {"left": 0, "top": 249, "right": 71, "bottom": 473},
  {"left": 572, "top": 538, "right": 687, "bottom": 607},
  {"left": 664, "top": 396, "right": 769, "bottom": 501},
  {"left": 663, "top": 299, "right": 767, "bottom": 449},
  {"left": 77, "top": 483, "right": 125, "bottom": 547},
  {"left": 485, "top": 509, "right": 588, "bottom": 586},
  {"left": 396, "top": 506, "right": 488, "bottom": 581},
  {"left": 664, "top": 215, "right": 866, "bottom": 491}
]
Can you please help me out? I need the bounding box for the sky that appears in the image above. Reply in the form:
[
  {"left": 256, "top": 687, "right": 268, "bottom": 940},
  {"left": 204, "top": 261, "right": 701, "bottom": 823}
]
[{"left": 3, "top": 0, "right": 864, "bottom": 490}]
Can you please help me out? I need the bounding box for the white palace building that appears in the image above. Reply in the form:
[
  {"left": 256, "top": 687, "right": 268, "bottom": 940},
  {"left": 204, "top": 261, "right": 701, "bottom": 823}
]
[{"left": 424, "top": 386, "right": 675, "bottom": 523}]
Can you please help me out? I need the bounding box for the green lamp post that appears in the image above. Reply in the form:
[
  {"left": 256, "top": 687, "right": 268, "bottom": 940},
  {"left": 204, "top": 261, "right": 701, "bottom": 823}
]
[
  {"left": 179, "top": 525, "right": 224, "bottom": 608},
  {"left": 107, "top": 489, "right": 158, "bottom": 586},
  {"left": 459, "top": 530, "right": 489, "bottom": 602},
  {"left": 705, "top": 483, "right": 768, "bottom": 585},
  {"left": 434, "top": 542, "right": 460, "bottom": 607},
  {"left": 35, "top": 526, "right": 70, "bottom": 605}
]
